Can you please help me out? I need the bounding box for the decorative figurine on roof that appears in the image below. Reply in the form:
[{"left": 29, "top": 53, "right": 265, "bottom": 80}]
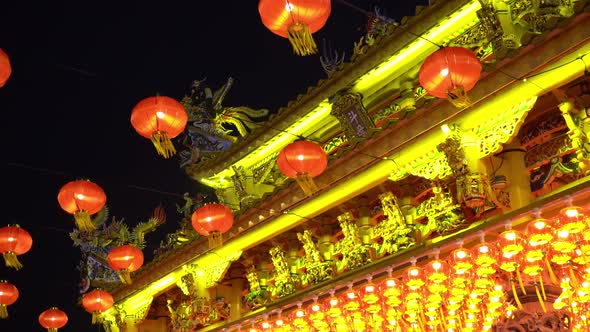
[
  {"left": 319, "top": 39, "right": 345, "bottom": 77},
  {"left": 178, "top": 78, "right": 270, "bottom": 168},
  {"left": 297, "top": 229, "right": 334, "bottom": 285},
  {"left": 353, "top": 7, "right": 398, "bottom": 58},
  {"left": 71, "top": 206, "right": 166, "bottom": 292},
  {"left": 153, "top": 193, "right": 205, "bottom": 256}
]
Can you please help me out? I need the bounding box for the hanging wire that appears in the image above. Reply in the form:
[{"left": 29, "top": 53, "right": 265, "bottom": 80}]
[{"left": 5, "top": 161, "right": 190, "bottom": 199}]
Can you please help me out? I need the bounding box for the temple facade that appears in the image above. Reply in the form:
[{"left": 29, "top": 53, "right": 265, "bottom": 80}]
[{"left": 96, "top": 1, "right": 590, "bottom": 331}]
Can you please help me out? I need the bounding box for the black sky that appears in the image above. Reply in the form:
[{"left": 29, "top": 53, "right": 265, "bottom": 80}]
[{"left": 1, "top": 1, "right": 419, "bottom": 330}]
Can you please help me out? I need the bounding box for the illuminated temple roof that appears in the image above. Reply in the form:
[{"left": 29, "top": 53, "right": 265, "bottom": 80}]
[{"left": 96, "top": 1, "right": 590, "bottom": 331}]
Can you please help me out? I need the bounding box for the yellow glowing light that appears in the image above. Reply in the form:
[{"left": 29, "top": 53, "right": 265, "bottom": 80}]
[
  {"left": 285, "top": 3, "right": 294, "bottom": 12},
  {"left": 156, "top": 111, "right": 165, "bottom": 119},
  {"left": 7, "top": 237, "right": 14, "bottom": 242},
  {"left": 558, "top": 230, "right": 570, "bottom": 238},
  {"left": 297, "top": 154, "right": 304, "bottom": 160},
  {"left": 311, "top": 304, "right": 320, "bottom": 311},
  {"left": 205, "top": 216, "right": 212, "bottom": 222},
  {"left": 354, "top": 0, "right": 481, "bottom": 91},
  {"left": 504, "top": 232, "right": 516, "bottom": 241},
  {"left": 565, "top": 208, "right": 579, "bottom": 218},
  {"left": 440, "top": 68, "right": 449, "bottom": 77},
  {"left": 76, "top": 193, "right": 85, "bottom": 200},
  {"left": 534, "top": 221, "right": 546, "bottom": 229}
]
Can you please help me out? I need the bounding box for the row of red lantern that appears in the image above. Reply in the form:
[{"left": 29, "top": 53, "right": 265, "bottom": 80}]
[
  {"left": 0, "top": 286, "right": 69, "bottom": 332},
  {"left": 243, "top": 205, "right": 590, "bottom": 332}
]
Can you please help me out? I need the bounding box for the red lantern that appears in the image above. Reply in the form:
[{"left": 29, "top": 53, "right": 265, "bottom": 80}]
[
  {"left": 191, "top": 203, "right": 234, "bottom": 248},
  {"left": 277, "top": 140, "right": 327, "bottom": 196},
  {"left": 57, "top": 179, "right": 106, "bottom": 232},
  {"left": 130, "top": 96, "right": 188, "bottom": 159},
  {"left": 554, "top": 206, "right": 588, "bottom": 235},
  {"left": 107, "top": 244, "right": 144, "bottom": 285},
  {"left": 39, "top": 307, "right": 68, "bottom": 332},
  {"left": 82, "top": 289, "right": 114, "bottom": 324},
  {"left": 418, "top": 46, "right": 481, "bottom": 108},
  {"left": 0, "top": 281, "right": 18, "bottom": 319},
  {"left": 0, "top": 49, "right": 11, "bottom": 88},
  {"left": 0, "top": 225, "right": 32, "bottom": 270},
  {"left": 259, "top": 0, "right": 331, "bottom": 56}
]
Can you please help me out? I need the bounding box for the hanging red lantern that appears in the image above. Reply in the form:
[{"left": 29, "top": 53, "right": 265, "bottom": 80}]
[
  {"left": 191, "top": 203, "right": 234, "bottom": 248},
  {"left": 554, "top": 205, "right": 588, "bottom": 235},
  {"left": 277, "top": 140, "right": 327, "bottom": 196},
  {"left": 39, "top": 307, "right": 68, "bottom": 332},
  {"left": 130, "top": 95, "right": 188, "bottom": 159},
  {"left": 0, "top": 281, "right": 18, "bottom": 319},
  {"left": 259, "top": 0, "right": 331, "bottom": 56},
  {"left": 107, "top": 244, "right": 144, "bottom": 285},
  {"left": 0, "top": 225, "right": 32, "bottom": 270},
  {"left": 418, "top": 46, "right": 481, "bottom": 108},
  {"left": 82, "top": 289, "right": 114, "bottom": 324},
  {"left": 57, "top": 179, "right": 106, "bottom": 232},
  {"left": 0, "top": 49, "right": 11, "bottom": 88}
]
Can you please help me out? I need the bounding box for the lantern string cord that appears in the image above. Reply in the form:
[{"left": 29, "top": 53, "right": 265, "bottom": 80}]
[
  {"left": 5, "top": 161, "right": 191, "bottom": 199},
  {"left": 334, "top": 0, "right": 372, "bottom": 16}
]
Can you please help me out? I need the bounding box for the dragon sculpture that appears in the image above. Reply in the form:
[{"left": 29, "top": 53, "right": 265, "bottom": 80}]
[
  {"left": 71, "top": 205, "right": 166, "bottom": 292},
  {"left": 178, "top": 78, "right": 270, "bottom": 168}
]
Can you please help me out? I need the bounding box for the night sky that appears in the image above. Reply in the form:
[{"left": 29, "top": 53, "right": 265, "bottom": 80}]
[{"left": 1, "top": 1, "right": 419, "bottom": 330}]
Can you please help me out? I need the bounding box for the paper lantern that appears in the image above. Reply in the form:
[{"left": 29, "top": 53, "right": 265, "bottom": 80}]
[
  {"left": 57, "top": 179, "right": 106, "bottom": 232},
  {"left": 82, "top": 289, "right": 114, "bottom": 324},
  {"left": 130, "top": 95, "right": 188, "bottom": 159},
  {"left": 39, "top": 307, "right": 68, "bottom": 332},
  {"left": 419, "top": 46, "right": 481, "bottom": 107},
  {"left": 107, "top": 244, "right": 144, "bottom": 284},
  {"left": 191, "top": 203, "right": 234, "bottom": 248},
  {"left": 259, "top": 0, "right": 331, "bottom": 56},
  {"left": 0, "top": 225, "right": 32, "bottom": 270},
  {"left": 554, "top": 206, "right": 588, "bottom": 235},
  {"left": 277, "top": 140, "right": 327, "bottom": 196},
  {"left": 0, "top": 281, "right": 18, "bottom": 319},
  {"left": 0, "top": 49, "right": 11, "bottom": 88}
]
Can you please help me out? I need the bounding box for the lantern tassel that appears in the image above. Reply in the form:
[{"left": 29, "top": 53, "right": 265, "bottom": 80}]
[
  {"left": 287, "top": 23, "right": 317, "bottom": 56},
  {"left": 534, "top": 284, "right": 547, "bottom": 313},
  {"left": 3, "top": 252, "right": 23, "bottom": 270},
  {"left": 207, "top": 231, "right": 223, "bottom": 249},
  {"left": 439, "top": 307, "right": 448, "bottom": 332},
  {"left": 92, "top": 312, "right": 103, "bottom": 325},
  {"left": 516, "top": 268, "right": 527, "bottom": 295},
  {"left": 0, "top": 304, "right": 8, "bottom": 319},
  {"left": 74, "top": 210, "right": 96, "bottom": 232},
  {"left": 568, "top": 265, "right": 580, "bottom": 288},
  {"left": 539, "top": 275, "right": 547, "bottom": 300},
  {"left": 446, "top": 86, "right": 471, "bottom": 108},
  {"left": 295, "top": 173, "right": 319, "bottom": 196},
  {"left": 117, "top": 269, "right": 132, "bottom": 285},
  {"left": 150, "top": 131, "right": 176, "bottom": 159},
  {"left": 545, "top": 256, "right": 558, "bottom": 284},
  {"left": 511, "top": 279, "right": 523, "bottom": 310}
]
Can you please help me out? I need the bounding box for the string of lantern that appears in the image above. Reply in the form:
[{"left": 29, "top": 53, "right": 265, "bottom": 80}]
[{"left": 220, "top": 186, "right": 590, "bottom": 332}]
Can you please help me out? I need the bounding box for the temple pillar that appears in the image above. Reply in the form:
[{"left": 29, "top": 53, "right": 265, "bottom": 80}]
[
  {"left": 229, "top": 277, "right": 244, "bottom": 320},
  {"left": 493, "top": 138, "right": 532, "bottom": 211},
  {"left": 125, "top": 317, "right": 139, "bottom": 332}
]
